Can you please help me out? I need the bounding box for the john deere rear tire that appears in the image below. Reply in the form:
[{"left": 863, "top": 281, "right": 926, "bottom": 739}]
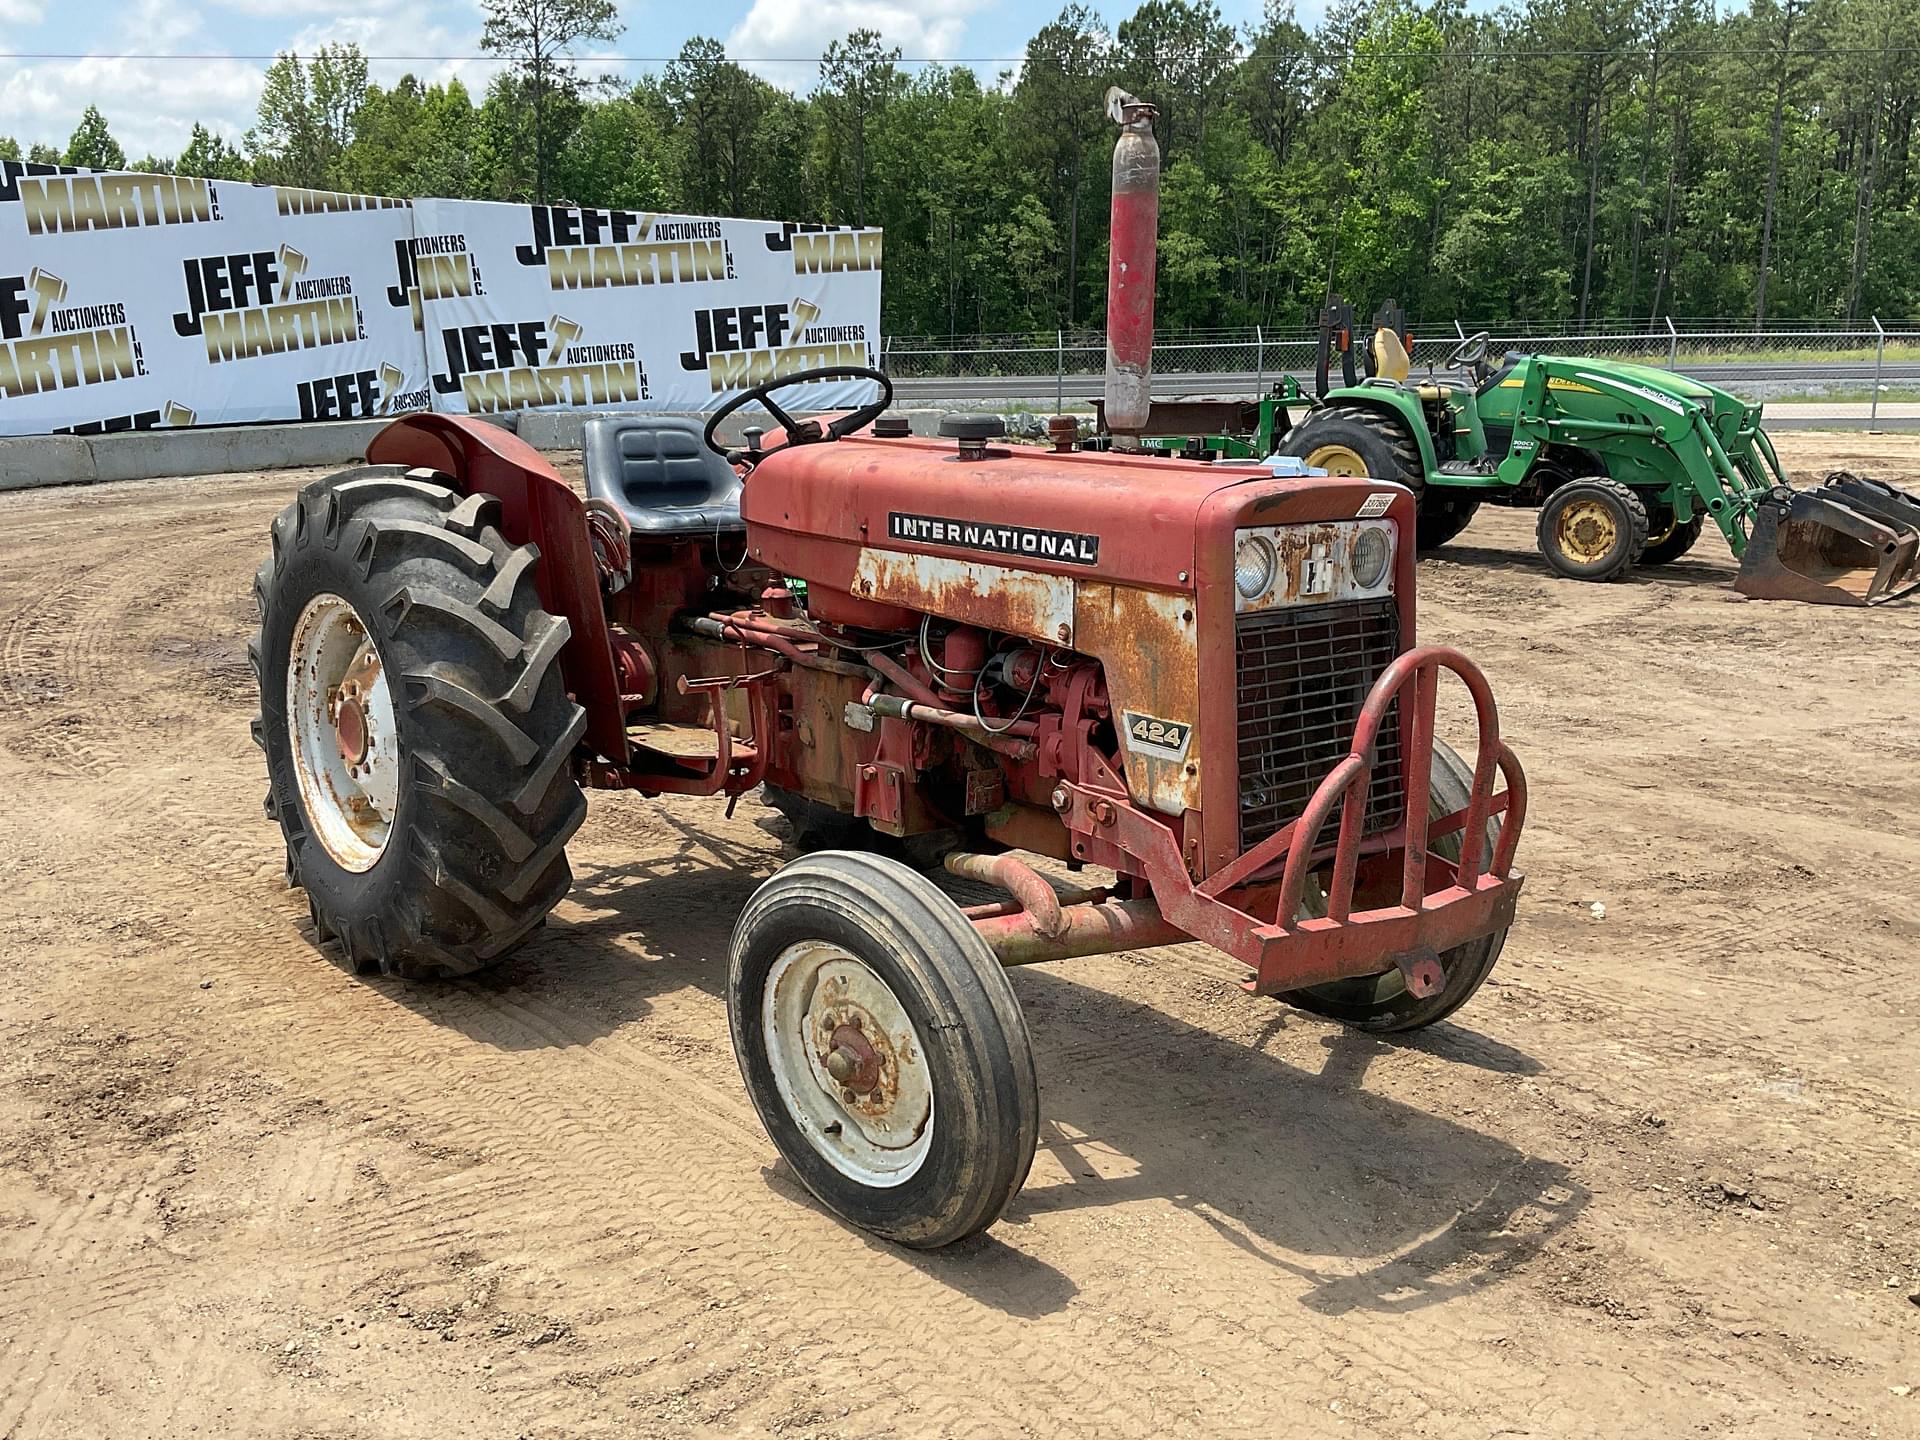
[
  {"left": 252, "top": 466, "right": 587, "bottom": 979},
  {"left": 1277, "top": 405, "right": 1421, "bottom": 492},
  {"left": 1535, "top": 477, "right": 1648, "bottom": 581},
  {"left": 1416, "top": 492, "right": 1480, "bottom": 551},
  {"left": 1278, "top": 405, "right": 1478, "bottom": 553},
  {"left": 1278, "top": 738, "right": 1509, "bottom": 1033},
  {"left": 729, "top": 852, "right": 1039, "bottom": 1248},
  {"left": 1640, "top": 507, "right": 1705, "bottom": 565}
]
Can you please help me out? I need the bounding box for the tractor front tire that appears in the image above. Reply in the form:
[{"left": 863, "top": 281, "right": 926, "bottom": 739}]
[
  {"left": 252, "top": 466, "right": 588, "bottom": 979},
  {"left": 1640, "top": 506, "right": 1706, "bottom": 565},
  {"left": 1535, "top": 478, "right": 1648, "bottom": 581},
  {"left": 728, "top": 852, "right": 1040, "bottom": 1248},
  {"left": 1278, "top": 738, "right": 1509, "bottom": 1033}
]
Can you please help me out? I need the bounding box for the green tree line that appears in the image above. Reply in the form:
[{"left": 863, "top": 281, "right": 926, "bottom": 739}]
[{"left": 6, "top": 0, "right": 1919, "bottom": 334}]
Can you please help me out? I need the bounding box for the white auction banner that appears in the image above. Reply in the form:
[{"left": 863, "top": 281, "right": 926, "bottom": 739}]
[
  {"left": 0, "top": 160, "right": 430, "bottom": 436},
  {"left": 409, "top": 197, "right": 883, "bottom": 416}
]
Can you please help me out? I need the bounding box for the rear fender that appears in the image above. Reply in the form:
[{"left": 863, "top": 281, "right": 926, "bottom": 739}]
[
  {"left": 365, "top": 414, "right": 626, "bottom": 763},
  {"left": 1322, "top": 384, "right": 1440, "bottom": 475}
]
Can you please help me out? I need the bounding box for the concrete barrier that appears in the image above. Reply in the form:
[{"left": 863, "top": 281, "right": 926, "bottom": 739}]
[
  {"left": 0, "top": 419, "right": 392, "bottom": 492},
  {"left": 0, "top": 408, "right": 989, "bottom": 493}
]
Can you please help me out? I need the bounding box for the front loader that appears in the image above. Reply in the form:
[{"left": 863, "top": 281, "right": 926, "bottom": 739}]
[
  {"left": 249, "top": 93, "right": 1528, "bottom": 1251},
  {"left": 1274, "top": 305, "right": 1920, "bottom": 603}
]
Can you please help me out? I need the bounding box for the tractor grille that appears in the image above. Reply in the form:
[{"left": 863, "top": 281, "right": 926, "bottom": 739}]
[{"left": 1235, "top": 597, "right": 1404, "bottom": 853}]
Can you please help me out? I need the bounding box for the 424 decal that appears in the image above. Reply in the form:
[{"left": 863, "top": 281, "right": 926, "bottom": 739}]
[{"left": 1122, "top": 710, "right": 1192, "bottom": 761}]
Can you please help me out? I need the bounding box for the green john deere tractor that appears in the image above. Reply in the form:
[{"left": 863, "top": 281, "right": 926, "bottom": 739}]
[
  {"left": 1100, "top": 299, "right": 1919, "bottom": 604},
  {"left": 1268, "top": 300, "right": 1920, "bottom": 602}
]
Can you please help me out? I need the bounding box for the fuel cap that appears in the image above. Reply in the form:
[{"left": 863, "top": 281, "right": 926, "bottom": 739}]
[
  {"left": 872, "top": 414, "right": 912, "bottom": 437},
  {"left": 937, "top": 414, "right": 1007, "bottom": 440}
]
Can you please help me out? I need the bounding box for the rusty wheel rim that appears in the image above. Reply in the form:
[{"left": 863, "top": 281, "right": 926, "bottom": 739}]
[
  {"left": 764, "top": 941, "right": 933, "bottom": 1187},
  {"left": 1556, "top": 498, "right": 1619, "bottom": 563},
  {"left": 1305, "top": 443, "right": 1369, "bottom": 477},
  {"left": 286, "top": 593, "right": 399, "bottom": 873}
]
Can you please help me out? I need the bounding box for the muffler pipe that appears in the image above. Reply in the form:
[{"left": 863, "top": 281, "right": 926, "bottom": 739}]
[{"left": 1103, "top": 87, "right": 1160, "bottom": 449}]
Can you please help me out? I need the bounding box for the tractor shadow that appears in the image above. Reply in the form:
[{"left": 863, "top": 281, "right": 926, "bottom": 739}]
[
  {"left": 367, "top": 805, "right": 775, "bottom": 1049},
  {"left": 369, "top": 804, "right": 1583, "bottom": 1320},
  {"left": 1436, "top": 541, "right": 1735, "bottom": 591},
  {"left": 995, "top": 965, "right": 1585, "bottom": 1318}
]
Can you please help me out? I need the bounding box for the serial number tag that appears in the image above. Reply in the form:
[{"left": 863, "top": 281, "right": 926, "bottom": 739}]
[{"left": 1356, "top": 492, "right": 1393, "bottom": 518}]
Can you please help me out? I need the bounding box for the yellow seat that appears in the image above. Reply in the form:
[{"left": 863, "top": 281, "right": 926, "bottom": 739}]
[{"left": 1373, "top": 327, "right": 1411, "bottom": 383}]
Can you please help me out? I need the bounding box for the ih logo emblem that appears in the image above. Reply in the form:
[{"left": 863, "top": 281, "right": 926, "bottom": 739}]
[{"left": 1122, "top": 711, "right": 1192, "bottom": 761}]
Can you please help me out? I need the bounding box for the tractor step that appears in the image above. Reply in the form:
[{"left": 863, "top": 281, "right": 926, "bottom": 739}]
[
  {"left": 1437, "top": 460, "right": 1495, "bottom": 477},
  {"left": 626, "top": 720, "right": 725, "bottom": 758}
]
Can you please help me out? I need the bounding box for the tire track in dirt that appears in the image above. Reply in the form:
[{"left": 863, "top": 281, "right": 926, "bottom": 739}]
[
  {"left": 5, "top": 458, "right": 1917, "bottom": 1437},
  {"left": 18, "top": 832, "right": 1375, "bottom": 1437},
  {"left": 41, "top": 822, "right": 1651, "bottom": 1439},
  {"left": 10, "top": 751, "right": 1886, "bottom": 1437}
]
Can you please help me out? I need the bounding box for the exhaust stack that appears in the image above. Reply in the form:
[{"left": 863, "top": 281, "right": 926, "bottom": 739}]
[{"left": 1103, "top": 87, "right": 1159, "bottom": 448}]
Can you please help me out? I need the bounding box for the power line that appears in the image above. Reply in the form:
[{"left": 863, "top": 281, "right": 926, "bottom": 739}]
[{"left": 1, "top": 45, "right": 1917, "bottom": 64}]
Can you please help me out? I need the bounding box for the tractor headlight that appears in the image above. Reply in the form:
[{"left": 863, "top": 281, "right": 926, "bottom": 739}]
[
  {"left": 1234, "top": 535, "right": 1276, "bottom": 599},
  {"left": 1352, "top": 525, "right": 1392, "bottom": 589}
]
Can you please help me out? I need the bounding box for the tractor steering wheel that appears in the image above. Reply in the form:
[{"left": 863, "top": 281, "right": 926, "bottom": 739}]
[
  {"left": 1442, "top": 331, "right": 1492, "bottom": 376},
  {"left": 702, "top": 365, "right": 895, "bottom": 462}
]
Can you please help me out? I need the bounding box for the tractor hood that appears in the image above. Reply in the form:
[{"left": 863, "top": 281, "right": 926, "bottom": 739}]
[
  {"left": 1538, "top": 352, "right": 1765, "bottom": 441},
  {"left": 740, "top": 430, "right": 1413, "bottom": 599},
  {"left": 1534, "top": 353, "right": 1756, "bottom": 414}
]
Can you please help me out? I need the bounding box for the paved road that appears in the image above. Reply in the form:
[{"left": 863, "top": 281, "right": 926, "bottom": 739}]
[
  {"left": 891, "top": 364, "right": 1920, "bottom": 429},
  {"left": 892, "top": 360, "right": 1920, "bottom": 399}
]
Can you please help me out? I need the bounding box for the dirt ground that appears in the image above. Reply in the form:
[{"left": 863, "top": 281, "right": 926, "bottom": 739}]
[{"left": 0, "top": 432, "right": 1916, "bottom": 1440}]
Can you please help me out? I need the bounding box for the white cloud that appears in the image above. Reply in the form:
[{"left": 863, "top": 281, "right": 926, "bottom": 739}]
[
  {"left": 0, "top": 5, "right": 488, "bottom": 160},
  {"left": 0, "top": 57, "right": 261, "bottom": 157},
  {"left": 0, "top": 0, "right": 48, "bottom": 24},
  {"left": 213, "top": 0, "right": 403, "bottom": 14},
  {"left": 723, "top": 0, "right": 991, "bottom": 88},
  {"left": 287, "top": 12, "right": 487, "bottom": 91},
  {"left": 0, "top": 0, "right": 256, "bottom": 157}
]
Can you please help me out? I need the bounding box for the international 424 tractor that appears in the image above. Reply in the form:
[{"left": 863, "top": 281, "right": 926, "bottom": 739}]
[{"left": 251, "top": 93, "right": 1527, "bottom": 1247}]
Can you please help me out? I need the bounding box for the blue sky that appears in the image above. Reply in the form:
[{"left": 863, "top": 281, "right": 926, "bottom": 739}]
[{"left": 0, "top": 0, "right": 1284, "bottom": 161}]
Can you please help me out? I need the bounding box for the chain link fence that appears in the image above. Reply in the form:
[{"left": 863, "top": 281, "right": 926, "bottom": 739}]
[{"left": 883, "top": 319, "right": 1920, "bottom": 421}]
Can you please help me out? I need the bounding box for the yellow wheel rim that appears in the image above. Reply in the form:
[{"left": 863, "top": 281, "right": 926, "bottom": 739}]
[
  {"left": 1647, "top": 510, "right": 1677, "bottom": 546},
  {"left": 1305, "top": 443, "right": 1369, "bottom": 476},
  {"left": 1556, "top": 498, "right": 1619, "bottom": 563}
]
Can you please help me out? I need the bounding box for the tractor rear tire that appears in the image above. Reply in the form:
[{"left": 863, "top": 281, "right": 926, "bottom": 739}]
[
  {"left": 1278, "top": 404, "right": 1421, "bottom": 489},
  {"left": 1535, "top": 477, "right": 1648, "bottom": 581},
  {"left": 728, "top": 852, "right": 1040, "bottom": 1248},
  {"left": 1416, "top": 493, "right": 1480, "bottom": 552},
  {"left": 252, "top": 466, "right": 587, "bottom": 979},
  {"left": 1277, "top": 738, "right": 1509, "bottom": 1033},
  {"left": 1278, "top": 405, "right": 1477, "bottom": 553},
  {"left": 1640, "top": 507, "right": 1706, "bottom": 565}
]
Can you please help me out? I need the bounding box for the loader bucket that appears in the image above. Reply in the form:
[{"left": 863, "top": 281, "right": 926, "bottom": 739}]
[{"left": 1735, "top": 472, "right": 1920, "bottom": 606}]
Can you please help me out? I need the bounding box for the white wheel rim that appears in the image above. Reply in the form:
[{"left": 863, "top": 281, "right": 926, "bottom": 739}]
[
  {"left": 763, "top": 941, "right": 934, "bottom": 1187},
  {"left": 286, "top": 592, "right": 400, "bottom": 873}
]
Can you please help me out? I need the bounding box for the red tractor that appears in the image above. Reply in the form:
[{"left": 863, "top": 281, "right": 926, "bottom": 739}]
[
  {"left": 250, "top": 97, "right": 1526, "bottom": 1249},
  {"left": 250, "top": 388, "right": 1526, "bottom": 1246}
]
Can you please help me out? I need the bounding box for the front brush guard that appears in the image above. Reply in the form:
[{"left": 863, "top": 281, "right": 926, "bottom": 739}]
[
  {"left": 1735, "top": 473, "right": 1920, "bottom": 606},
  {"left": 1053, "top": 646, "right": 1526, "bottom": 995}
]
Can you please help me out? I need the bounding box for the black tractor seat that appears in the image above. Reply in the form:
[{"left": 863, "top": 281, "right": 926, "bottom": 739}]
[{"left": 583, "top": 416, "right": 743, "bottom": 538}]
